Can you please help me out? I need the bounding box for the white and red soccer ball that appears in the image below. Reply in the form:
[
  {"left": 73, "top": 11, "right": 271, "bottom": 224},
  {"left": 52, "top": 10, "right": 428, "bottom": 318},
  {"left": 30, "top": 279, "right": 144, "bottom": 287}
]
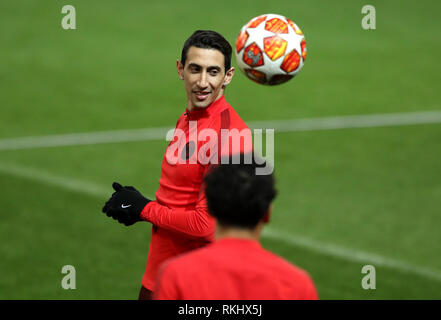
[{"left": 235, "top": 14, "right": 307, "bottom": 86}]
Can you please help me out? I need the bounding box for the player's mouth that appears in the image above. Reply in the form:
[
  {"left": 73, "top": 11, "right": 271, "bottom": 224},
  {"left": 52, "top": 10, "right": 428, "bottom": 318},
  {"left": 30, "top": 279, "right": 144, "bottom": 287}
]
[{"left": 193, "top": 91, "right": 211, "bottom": 101}]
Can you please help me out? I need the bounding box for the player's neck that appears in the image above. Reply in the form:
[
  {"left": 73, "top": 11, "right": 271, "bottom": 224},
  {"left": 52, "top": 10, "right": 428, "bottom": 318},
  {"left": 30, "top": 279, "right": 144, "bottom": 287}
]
[{"left": 215, "top": 223, "right": 264, "bottom": 242}]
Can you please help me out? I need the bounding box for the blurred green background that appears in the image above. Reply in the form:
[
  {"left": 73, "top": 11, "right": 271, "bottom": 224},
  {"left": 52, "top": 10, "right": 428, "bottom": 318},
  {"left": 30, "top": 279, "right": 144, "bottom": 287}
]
[{"left": 1, "top": 0, "right": 440, "bottom": 299}]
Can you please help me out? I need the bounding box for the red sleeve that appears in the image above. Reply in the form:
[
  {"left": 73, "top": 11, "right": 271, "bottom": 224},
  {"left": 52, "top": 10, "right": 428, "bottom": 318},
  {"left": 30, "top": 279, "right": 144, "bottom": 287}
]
[{"left": 140, "top": 182, "right": 215, "bottom": 241}]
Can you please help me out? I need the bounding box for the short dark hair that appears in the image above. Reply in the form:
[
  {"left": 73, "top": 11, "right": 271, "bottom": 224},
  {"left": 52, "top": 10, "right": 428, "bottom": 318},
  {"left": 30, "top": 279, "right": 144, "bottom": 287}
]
[
  {"left": 204, "top": 153, "right": 277, "bottom": 229},
  {"left": 181, "top": 30, "right": 232, "bottom": 72}
]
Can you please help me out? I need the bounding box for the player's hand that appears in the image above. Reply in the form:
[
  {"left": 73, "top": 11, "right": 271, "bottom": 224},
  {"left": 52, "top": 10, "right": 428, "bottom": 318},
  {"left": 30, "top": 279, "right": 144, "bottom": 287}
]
[{"left": 102, "top": 182, "right": 151, "bottom": 226}]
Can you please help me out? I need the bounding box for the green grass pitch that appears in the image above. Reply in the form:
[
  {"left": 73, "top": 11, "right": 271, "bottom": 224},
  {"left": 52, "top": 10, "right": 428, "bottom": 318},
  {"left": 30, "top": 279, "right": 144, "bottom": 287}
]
[{"left": 0, "top": 0, "right": 440, "bottom": 299}]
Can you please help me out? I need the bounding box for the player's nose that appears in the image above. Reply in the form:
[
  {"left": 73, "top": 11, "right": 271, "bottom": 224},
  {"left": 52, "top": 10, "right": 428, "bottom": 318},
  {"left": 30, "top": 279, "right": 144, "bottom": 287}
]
[{"left": 197, "top": 71, "right": 209, "bottom": 88}]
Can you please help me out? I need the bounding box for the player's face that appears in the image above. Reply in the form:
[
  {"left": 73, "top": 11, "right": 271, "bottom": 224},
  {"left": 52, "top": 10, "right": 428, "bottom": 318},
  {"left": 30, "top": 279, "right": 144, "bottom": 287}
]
[{"left": 177, "top": 46, "right": 234, "bottom": 111}]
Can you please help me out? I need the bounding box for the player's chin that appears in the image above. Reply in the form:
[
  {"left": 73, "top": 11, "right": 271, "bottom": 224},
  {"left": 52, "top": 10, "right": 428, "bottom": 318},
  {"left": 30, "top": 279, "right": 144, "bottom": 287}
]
[{"left": 192, "top": 98, "right": 212, "bottom": 109}]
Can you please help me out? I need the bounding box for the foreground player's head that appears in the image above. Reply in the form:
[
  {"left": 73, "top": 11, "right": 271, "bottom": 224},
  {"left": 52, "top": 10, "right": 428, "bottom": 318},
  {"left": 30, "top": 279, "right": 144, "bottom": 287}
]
[
  {"left": 204, "top": 153, "right": 277, "bottom": 234},
  {"left": 177, "top": 30, "right": 235, "bottom": 111}
]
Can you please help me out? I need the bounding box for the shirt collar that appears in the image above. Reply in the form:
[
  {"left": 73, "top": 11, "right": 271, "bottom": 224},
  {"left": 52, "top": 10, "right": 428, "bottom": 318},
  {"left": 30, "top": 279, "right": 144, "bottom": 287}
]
[
  {"left": 184, "top": 94, "right": 226, "bottom": 119},
  {"left": 216, "top": 237, "right": 262, "bottom": 248}
]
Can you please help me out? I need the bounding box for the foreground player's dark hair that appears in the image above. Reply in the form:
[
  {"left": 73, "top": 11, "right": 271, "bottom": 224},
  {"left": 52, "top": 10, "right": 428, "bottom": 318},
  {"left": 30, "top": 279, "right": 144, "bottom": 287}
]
[
  {"left": 204, "top": 153, "right": 277, "bottom": 229},
  {"left": 181, "top": 30, "right": 232, "bottom": 72}
]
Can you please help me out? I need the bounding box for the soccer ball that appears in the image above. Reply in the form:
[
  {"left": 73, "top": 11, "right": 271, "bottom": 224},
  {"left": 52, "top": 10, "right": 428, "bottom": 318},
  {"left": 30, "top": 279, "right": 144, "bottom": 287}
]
[{"left": 235, "top": 14, "right": 307, "bottom": 86}]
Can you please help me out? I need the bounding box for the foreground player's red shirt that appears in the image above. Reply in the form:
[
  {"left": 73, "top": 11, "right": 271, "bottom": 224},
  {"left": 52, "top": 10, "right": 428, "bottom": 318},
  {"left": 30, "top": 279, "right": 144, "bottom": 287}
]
[
  {"left": 139, "top": 95, "right": 252, "bottom": 291},
  {"left": 154, "top": 237, "right": 319, "bottom": 300}
]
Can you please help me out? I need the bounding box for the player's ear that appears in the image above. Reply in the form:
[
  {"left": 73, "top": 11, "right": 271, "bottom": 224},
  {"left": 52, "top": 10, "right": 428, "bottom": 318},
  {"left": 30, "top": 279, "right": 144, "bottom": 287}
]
[
  {"left": 177, "top": 59, "right": 184, "bottom": 80},
  {"left": 262, "top": 204, "right": 272, "bottom": 224},
  {"left": 223, "top": 67, "right": 235, "bottom": 87}
]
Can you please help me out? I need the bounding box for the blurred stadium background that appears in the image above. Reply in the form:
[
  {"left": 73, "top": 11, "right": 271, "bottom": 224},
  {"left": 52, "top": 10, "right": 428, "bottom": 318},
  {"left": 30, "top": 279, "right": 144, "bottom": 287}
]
[{"left": 1, "top": 0, "right": 440, "bottom": 299}]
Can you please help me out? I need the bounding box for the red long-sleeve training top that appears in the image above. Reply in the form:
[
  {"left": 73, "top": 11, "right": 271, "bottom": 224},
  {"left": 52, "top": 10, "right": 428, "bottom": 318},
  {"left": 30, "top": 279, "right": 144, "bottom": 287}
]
[
  {"left": 154, "top": 238, "right": 319, "bottom": 300},
  {"left": 139, "top": 95, "right": 252, "bottom": 291}
]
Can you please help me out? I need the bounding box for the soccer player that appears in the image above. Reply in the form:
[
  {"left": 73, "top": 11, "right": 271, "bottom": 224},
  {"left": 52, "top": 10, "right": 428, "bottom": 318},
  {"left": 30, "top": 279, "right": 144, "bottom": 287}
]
[
  {"left": 101, "top": 30, "right": 252, "bottom": 299},
  {"left": 154, "top": 154, "right": 318, "bottom": 300}
]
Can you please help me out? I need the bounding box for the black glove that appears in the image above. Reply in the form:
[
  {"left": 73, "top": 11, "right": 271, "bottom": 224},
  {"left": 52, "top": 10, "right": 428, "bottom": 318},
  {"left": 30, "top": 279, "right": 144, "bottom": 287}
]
[{"left": 102, "top": 182, "right": 151, "bottom": 226}]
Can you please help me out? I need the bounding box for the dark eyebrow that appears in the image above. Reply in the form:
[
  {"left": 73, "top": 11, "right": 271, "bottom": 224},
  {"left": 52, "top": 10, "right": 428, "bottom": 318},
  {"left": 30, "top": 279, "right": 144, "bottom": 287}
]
[
  {"left": 188, "top": 63, "right": 201, "bottom": 69},
  {"left": 207, "top": 66, "right": 222, "bottom": 72},
  {"left": 187, "top": 63, "right": 222, "bottom": 72}
]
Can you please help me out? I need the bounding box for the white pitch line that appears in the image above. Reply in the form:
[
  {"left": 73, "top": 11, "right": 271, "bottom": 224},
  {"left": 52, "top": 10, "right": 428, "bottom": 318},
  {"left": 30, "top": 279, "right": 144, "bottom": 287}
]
[
  {"left": 0, "top": 127, "right": 171, "bottom": 151},
  {"left": 1, "top": 110, "right": 441, "bottom": 151},
  {"left": 262, "top": 228, "right": 441, "bottom": 282},
  {"left": 248, "top": 110, "right": 441, "bottom": 133},
  {"left": 0, "top": 163, "right": 109, "bottom": 198},
  {"left": 0, "top": 162, "right": 154, "bottom": 199},
  {"left": 1, "top": 162, "right": 441, "bottom": 283}
]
